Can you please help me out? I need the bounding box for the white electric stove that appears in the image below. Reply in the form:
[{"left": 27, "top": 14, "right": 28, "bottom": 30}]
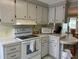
[{"left": 15, "top": 26, "right": 41, "bottom": 59}]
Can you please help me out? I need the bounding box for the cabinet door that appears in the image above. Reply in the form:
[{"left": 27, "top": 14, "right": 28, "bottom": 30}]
[
  {"left": 16, "top": 0, "right": 27, "bottom": 19},
  {"left": 0, "top": 0, "right": 15, "bottom": 24},
  {"left": 0, "top": 5, "right": 1, "bottom": 22},
  {"left": 42, "top": 43, "right": 48, "bottom": 57},
  {"left": 42, "top": 7, "right": 48, "bottom": 24},
  {"left": 56, "top": 5, "right": 65, "bottom": 23},
  {"left": 28, "top": 3, "right": 36, "bottom": 20},
  {"left": 49, "top": 36, "right": 59, "bottom": 59},
  {"left": 36, "top": 5, "right": 42, "bottom": 24},
  {"left": 49, "top": 7, "right": 55, "bottom": 23},
  {"left": 36, "top": 39, "right": 41, "bottom": 51}
]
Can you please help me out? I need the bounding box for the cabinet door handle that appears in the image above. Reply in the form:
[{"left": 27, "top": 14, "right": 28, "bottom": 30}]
[
  {"left": 11, "top": 55, "right": 16, "bottom": 57},
  {"left": 0, "top": 19, "right": 1, "bottom": 22},
  {"left": 11, "top": 19, "right": 13, "bottom": 21},
  {"left": 29, "top": 16, "right": 31, "bottom": 18},
  {"left": 10, "top": 48, "right": 16, "bottom": 50},
  {"left": 24, "top": 16, "right": 26, "bottom": 18}
]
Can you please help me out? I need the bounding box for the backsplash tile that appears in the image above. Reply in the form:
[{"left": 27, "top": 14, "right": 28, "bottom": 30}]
[{"left": 0, "top": 24, "right": 14, "bottom": 38}]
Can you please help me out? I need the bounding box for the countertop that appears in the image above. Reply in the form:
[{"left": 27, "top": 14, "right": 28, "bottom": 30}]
[
  {"left": 60, "top": 34, "right": 78, "bottom": 45},
  {"left": 0, "top": 38, "right": 22, "bottom": 45},
  {"left": 35, "top": 33, "right": 78, "bottom": 45},
  {"left": 35, "top": 33, "right": 66, "bottom": 37}
]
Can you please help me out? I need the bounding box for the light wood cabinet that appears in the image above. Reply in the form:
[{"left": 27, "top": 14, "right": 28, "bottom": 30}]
[
  {"left": 16, "top": 0, "right": 37, "bottom": 21},
  {"left": 49, "top": 7, "right": 55, "bottom": 23},
  {"left": 42, "top": 7, "right": 48, "bottom": 24},
  {"left": 56, "top": 5, "right": 65, "bottom": 23},
  {"left": 0, "top": 0, "right": 15, "bottom": 24},
  {"left": 36, "top": 6, "right": 48, "bottom": 24},
  {"left": 15, "top": 0, "right": 48, "bottom": 24},
  {"left": 16, "top": 0, "right": 27, "bottom": 19},
  {"left": 28, "top": 2, "right": 37, "bottom": 20},
  {"left": 36, "top": 5, "right": 43, "bottom": 24},
  {"left": 49, "top": 5, "right": 65, "bottom": 23}
]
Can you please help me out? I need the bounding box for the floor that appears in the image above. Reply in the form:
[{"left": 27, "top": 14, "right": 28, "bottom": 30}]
[
  {"left": 42, "top": 52, "right": 78, "bottom": 59},
  {"left": 42, "top": 55, "right": 55, "bottom": 59}
]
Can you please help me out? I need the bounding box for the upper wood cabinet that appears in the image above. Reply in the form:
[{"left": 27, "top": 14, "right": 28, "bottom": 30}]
[
  {"left": 15, "top": 0, "right": 48, "bottom": 24},
  {"left": 36, "top": 5, "right": 43, "bottom": 24},
  {"left": 56, "top": 5, "right": 65, "bottom": 23},
  {"left": 0, "top": 0, "right": 15, "bottom": 24},
  {"left": 16, "top": 0, "right": 37, "bottom": 20},
  {"left": 36, "top": 6, "right": 48, "bottom": 24},
  {"left": 16, "top": 0, "right": 27, "bottom": 19},
  {"left": 49, "top": 5, "right": 65, "bottom": 23},
  {"left": 42, "top": 7, "right": 48, "bottom": 24},
  {"left": 49, "top": 7, "right": 55, "bottom": 23},
  {"left": 28, "top": 2, "right": 37, "bottom": 20}
]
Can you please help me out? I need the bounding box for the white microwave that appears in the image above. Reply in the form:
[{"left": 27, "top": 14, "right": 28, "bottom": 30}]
[{"left": 41, "top": 27, "right": 52, "bottom": 33}]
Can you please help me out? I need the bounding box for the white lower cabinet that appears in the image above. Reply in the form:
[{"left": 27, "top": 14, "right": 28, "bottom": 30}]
[
  {"left": 41, "top": 36, "right": 49, "bottom": 57},
  {"left": 49, "top": 35, "right": 60, "bottom": 59},
  {"left": 42, "top": 43, "right": 49, "bottom": 57},
  {"left": 4, "top": 42, "right": 21, "bottom": 59}
]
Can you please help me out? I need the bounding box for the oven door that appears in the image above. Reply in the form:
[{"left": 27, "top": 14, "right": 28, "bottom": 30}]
[{"left": 21, "top": 39, "right": 41, "bottom": 59}]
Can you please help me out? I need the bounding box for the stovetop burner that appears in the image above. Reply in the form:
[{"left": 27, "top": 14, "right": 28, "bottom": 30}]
[{"left": 17, "top": 35, "right": 38, "bottom": 39}]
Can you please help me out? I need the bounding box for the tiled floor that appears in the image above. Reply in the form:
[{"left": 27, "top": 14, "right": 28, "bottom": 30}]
[
  {"left": 42, "top": 53, "right": 78, "bottom": 59},
  {"left": 42, "top": 48, "right": 78, "bottom": 59},
  {"left": 42, "top": 55, "right": 56, "bottom": 59}
]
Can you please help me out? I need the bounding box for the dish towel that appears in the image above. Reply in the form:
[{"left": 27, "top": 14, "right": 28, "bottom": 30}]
[
  {"left": 61, "top": 49, "right": 72, "bottom": 59},
  {"left": 29, "top": 40, "right": 36, "bottom": 52}
]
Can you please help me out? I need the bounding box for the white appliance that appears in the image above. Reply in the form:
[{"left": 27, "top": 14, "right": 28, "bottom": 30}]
[
  {"left": 21, "top": 38, "right": 41, "bottom": 59},
  {"left": 41, "top": 27, "right": 52, "bottom": 33},
  {"left": 0, "top": 38, "right": 21, "bottom": 59},
  {"left": 15, "top": 27, "right": 41, "bottom": 59}
]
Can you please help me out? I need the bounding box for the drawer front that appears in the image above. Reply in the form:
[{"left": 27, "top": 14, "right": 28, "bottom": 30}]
[
  {"left": 5, "top": 45, "right": 21, "bottom": 54},
  {"left": 5, "top": 43, "right": 21, "bottom": 47},
  {"left": 6, "top": 52, "right": 21, "bottom": 59},
  {"left": 41, "top": 37, "right": 48, "bottom": 43},
  {"left": 42, "top": 43, "right": 49, "bottom": 46},
  {"left": 49, "top": 39, "right": 58, "bottom": 43}
]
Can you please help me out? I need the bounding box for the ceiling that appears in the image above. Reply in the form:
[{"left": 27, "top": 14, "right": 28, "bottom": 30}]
[
  {"left": 38, "top": 0, "right": 65, "bottom": 5},
  {"left": 38, "top": 0, "right": 78, "bottom": 5}
]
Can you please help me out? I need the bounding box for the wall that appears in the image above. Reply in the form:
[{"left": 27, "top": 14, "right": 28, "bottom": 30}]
[{"left": 0, "top": 24, "right": 14, "bottom": 39}]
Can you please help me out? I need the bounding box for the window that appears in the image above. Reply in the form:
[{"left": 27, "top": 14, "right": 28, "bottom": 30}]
[
  {"left": 62, "top": 17, "right": 77, "bottom": 33},
  {"left": 62, "top": 23, "right": 68, "bottom": 33},
  {"left": 69, "top": 17, "right": 77, "bottom": 29}
]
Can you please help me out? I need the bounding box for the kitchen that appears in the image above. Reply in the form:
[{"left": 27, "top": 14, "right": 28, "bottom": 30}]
[{"left": 0, "top": 0, "right": 78, "bottom": 59}]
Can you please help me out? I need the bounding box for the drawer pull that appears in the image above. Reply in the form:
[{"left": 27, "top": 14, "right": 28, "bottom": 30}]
[
  {"left": 10, "top": 48, "right": 16, "bottom": 50},
  {"left": 0, "top": 19, "right": 1, "bottom": 22},
  {"left": 11, "top": 55, "right": 16, "bottom": 57}
]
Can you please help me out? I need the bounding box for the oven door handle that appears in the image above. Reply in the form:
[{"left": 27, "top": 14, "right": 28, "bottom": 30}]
[{"left": 22, "top": 42, "right": 29, "bottom": 44}]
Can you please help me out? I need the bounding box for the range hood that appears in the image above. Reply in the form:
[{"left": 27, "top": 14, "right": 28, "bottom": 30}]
[{"left": 14, "top": 19, "right": 37, "bottom": 25}]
